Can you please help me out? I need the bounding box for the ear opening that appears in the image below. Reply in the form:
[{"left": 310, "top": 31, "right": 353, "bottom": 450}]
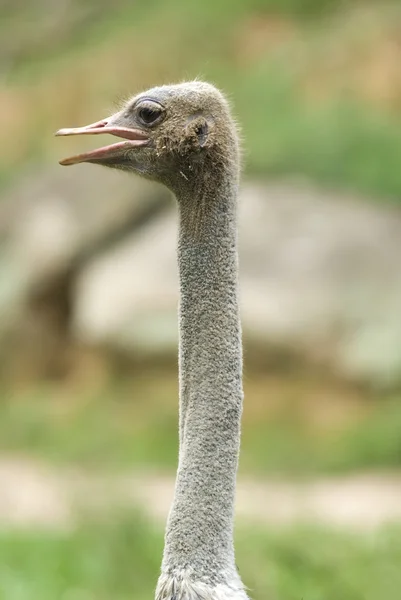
[
  {"left": 186, "top": 114, "right": 213, "bottom": 148},
  {"left": 195, "top": 120, "right": 209, "bottom": 147}
]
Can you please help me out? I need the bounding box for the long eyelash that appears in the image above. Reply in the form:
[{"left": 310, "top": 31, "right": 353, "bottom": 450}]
[{"left": 112, "top": 93, "right": 131, "bottom": 110}]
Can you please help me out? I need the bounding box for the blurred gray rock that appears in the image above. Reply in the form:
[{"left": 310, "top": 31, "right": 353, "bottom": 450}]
[
  {"left": 73, "top": 181, "right": 401, "bottom": 387},
  {"left": 73, "top": 209, "right": 178, "bottom": 357},
  {"left": 0, "top": 166, "right": 167, "bottom": 280},
  {"left": 0, "top": 166, "right": 168, "bottom": 377}
]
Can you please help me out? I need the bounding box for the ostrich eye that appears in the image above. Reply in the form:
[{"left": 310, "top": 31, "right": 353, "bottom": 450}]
[{"left": 137, "top": 101, "right": 163, "bottom": 126}]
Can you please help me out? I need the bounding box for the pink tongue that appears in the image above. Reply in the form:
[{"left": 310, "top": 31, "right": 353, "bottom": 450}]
[{"left": 59, "top": 140, "right": 141, "bottom": 166}]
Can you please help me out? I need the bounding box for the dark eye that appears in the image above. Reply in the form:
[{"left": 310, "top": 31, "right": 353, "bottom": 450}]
[{"left": 137, "top": 102, "right": 163, "bottom": 126}]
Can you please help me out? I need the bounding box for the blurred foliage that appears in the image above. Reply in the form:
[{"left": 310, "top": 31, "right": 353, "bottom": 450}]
[
  {"left": 1, "top": 0, "right": 401, "bottom": 198},
  {"left": 1, "top": 374, "right": 400, "bottom": 473},
  {"left": 0, "top": 511, "right": 400, "bottom": 600}
]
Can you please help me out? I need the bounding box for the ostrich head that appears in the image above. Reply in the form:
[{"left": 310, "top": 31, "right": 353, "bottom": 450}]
[{"left": 56, "top": 81, "right": 239, "bottom": 194}]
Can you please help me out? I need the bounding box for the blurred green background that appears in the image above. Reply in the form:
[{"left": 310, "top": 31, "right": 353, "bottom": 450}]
[{"left": 1, "top": 0, "right": 401, "bottom": 598}]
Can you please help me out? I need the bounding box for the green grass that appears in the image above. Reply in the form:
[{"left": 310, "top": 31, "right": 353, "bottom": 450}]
[
  {"left": 0, "top": 512, "right": 161, "bottom": 600},
  {"left": 0, "top": 0, "right": 365, "bottom": 75},
  {"left": 1, "top": 377, "right": 400, "bottom": 474},
  {"left": 227, "top": 67, "right": 401, "bottom": 200},
  {"left": 0, "top": 512, "right": 400, "bottom": 599},
  {"left": 0, "top": 381, "right": 179, "bottom": 471},
  {"left": 241, "top": 402, "right": 401, "bottom": 474}
]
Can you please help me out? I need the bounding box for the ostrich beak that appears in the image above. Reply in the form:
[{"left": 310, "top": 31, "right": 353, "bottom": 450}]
[{"left": 55, "top": 118, "right": 149, "bottom": 166}]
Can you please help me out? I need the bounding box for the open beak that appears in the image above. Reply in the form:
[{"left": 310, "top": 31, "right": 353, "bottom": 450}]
[{"left": 55, "top": 118, "right": 149, "bottom": 166}]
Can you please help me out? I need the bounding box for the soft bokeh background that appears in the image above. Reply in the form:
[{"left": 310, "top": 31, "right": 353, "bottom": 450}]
[{"left": 1, "top": 1, "right": 401, "bottom": 598}]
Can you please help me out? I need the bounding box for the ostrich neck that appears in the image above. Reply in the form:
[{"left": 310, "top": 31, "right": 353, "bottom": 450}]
[{"left": 162, "top": 171, "right": 243, "bottom": 583}]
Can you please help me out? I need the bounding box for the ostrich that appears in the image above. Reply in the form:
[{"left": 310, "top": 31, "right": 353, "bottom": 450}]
[{"left": 56, "top": 82, "right": 249, "bottom": 600}]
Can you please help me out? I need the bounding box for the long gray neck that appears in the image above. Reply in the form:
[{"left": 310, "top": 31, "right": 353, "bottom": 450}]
[{"left": 161, "top": 171, "right": 243, "bottom": 584}]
